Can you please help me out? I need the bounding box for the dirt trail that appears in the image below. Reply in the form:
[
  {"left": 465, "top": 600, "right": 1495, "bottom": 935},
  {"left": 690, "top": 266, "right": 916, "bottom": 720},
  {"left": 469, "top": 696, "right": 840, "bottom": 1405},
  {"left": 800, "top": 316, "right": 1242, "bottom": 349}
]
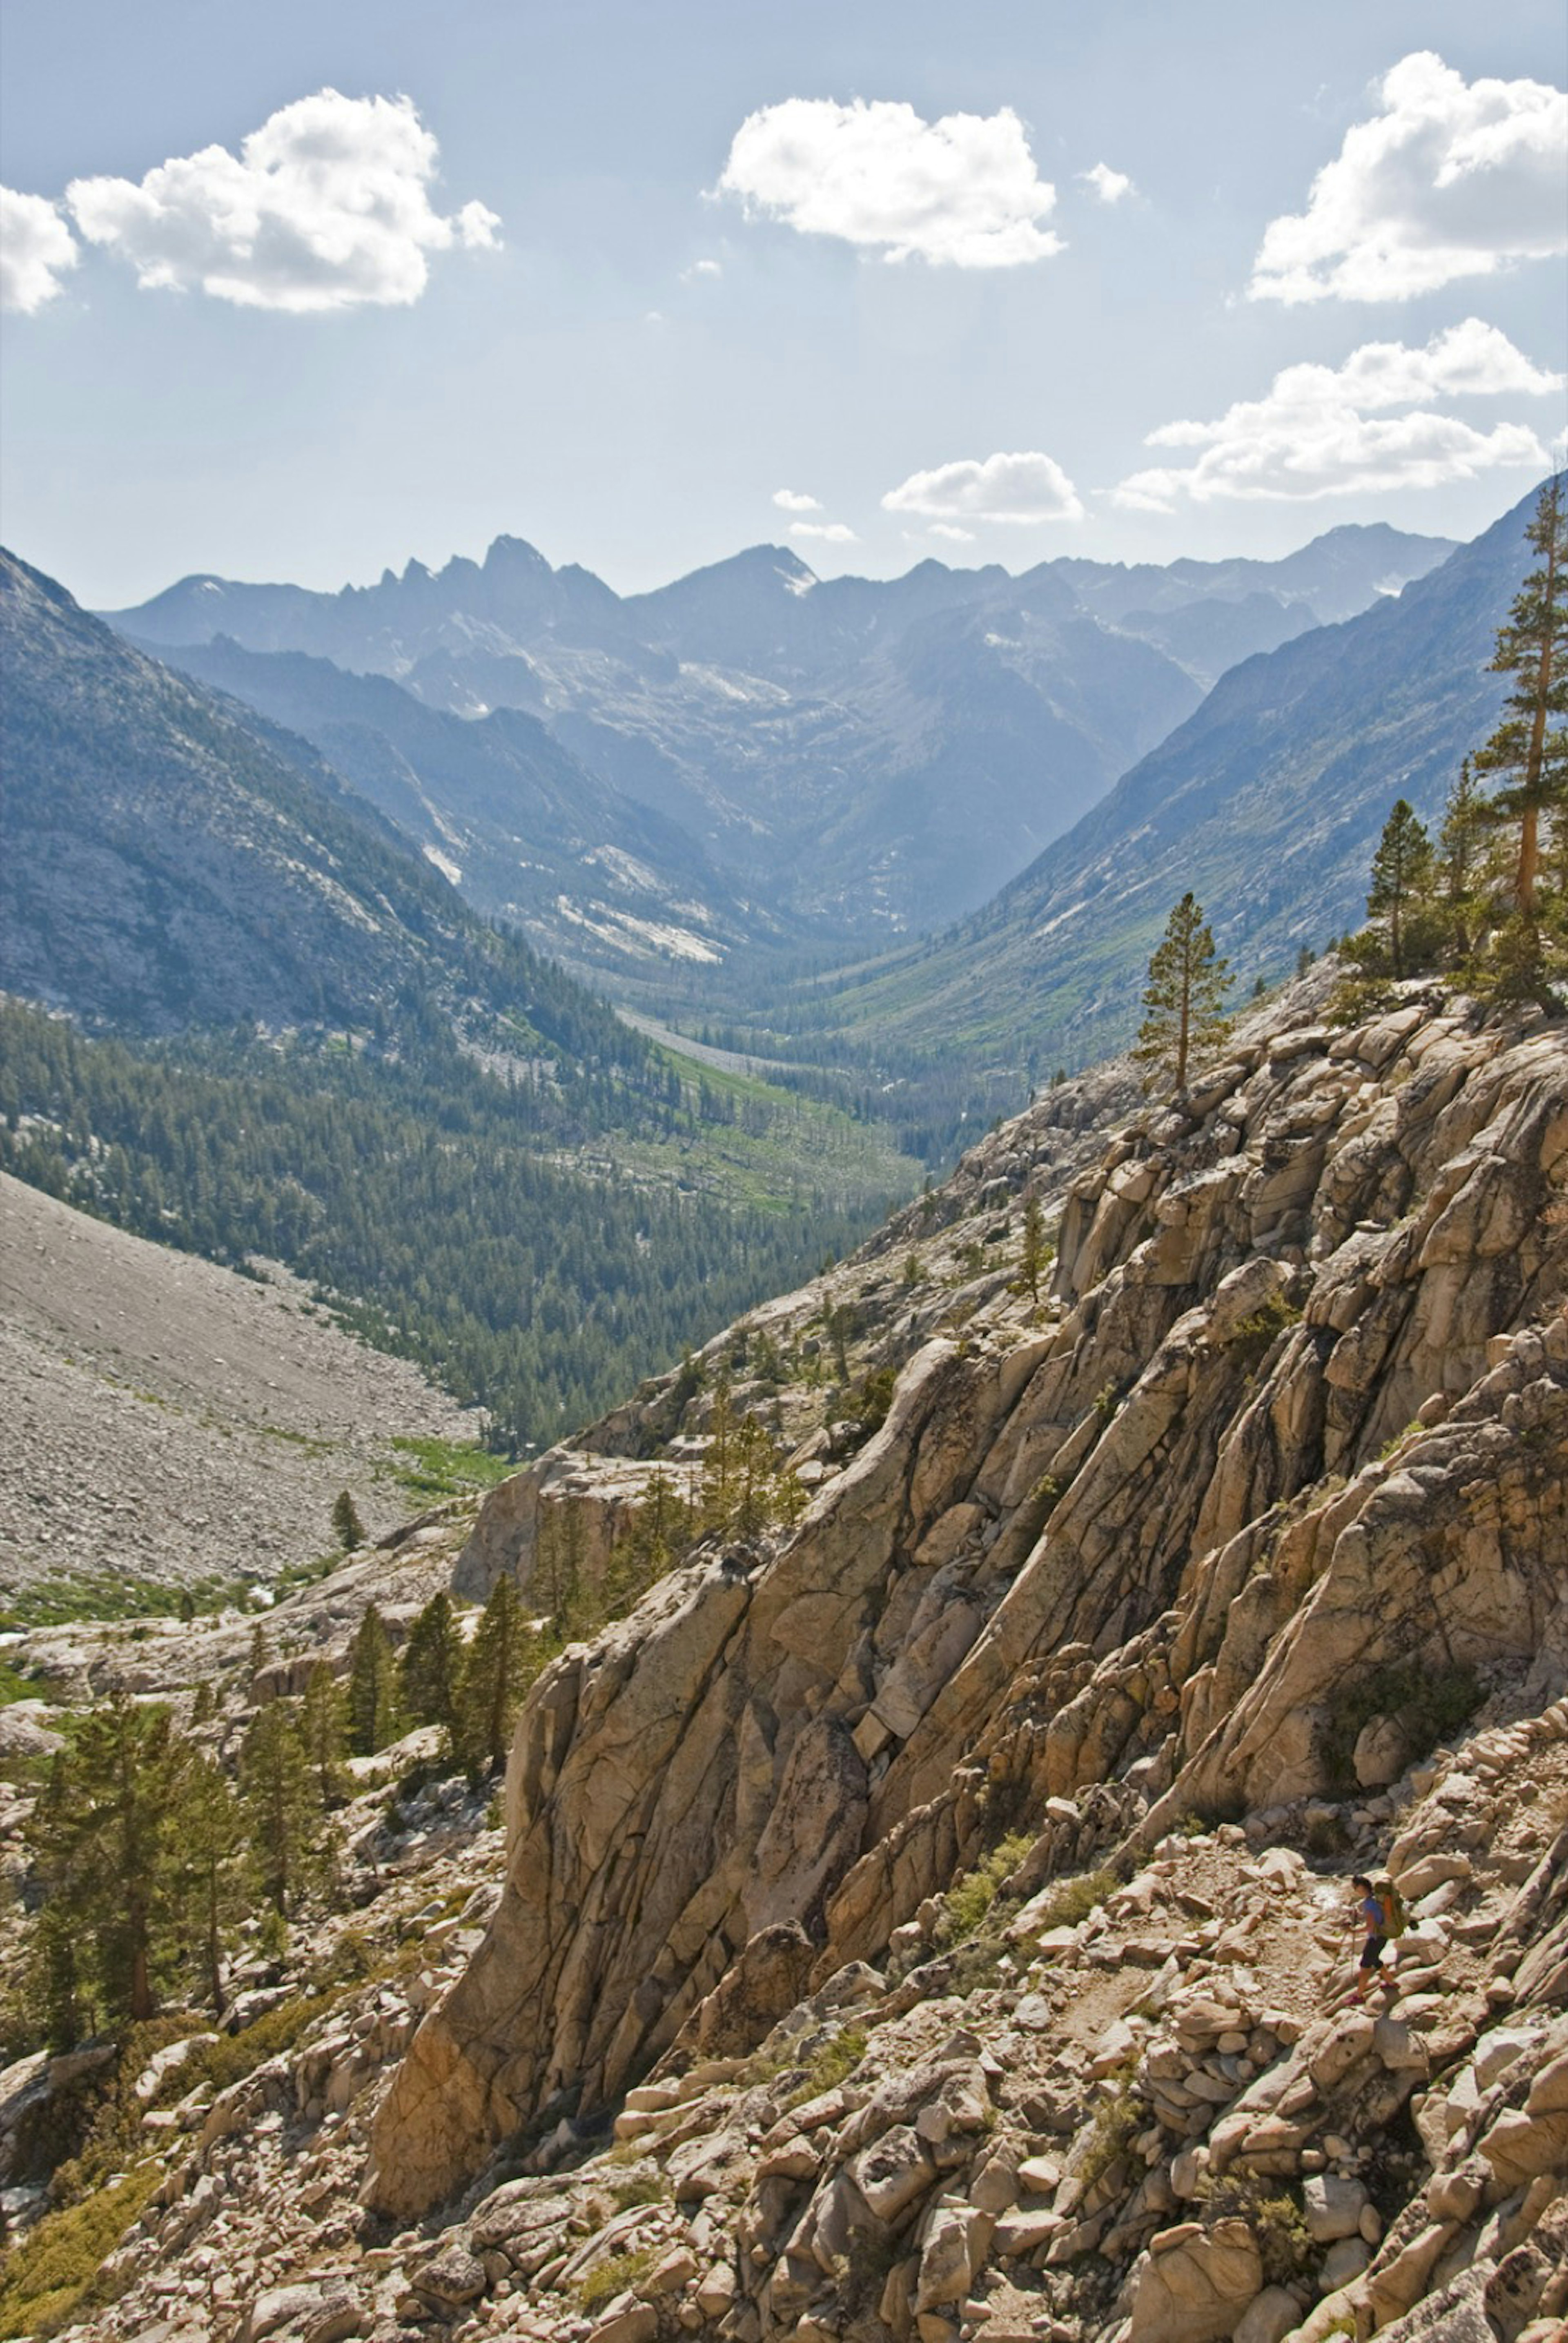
[{"left": 0, "top": 1171, "right": 477, "bottom": 1602}]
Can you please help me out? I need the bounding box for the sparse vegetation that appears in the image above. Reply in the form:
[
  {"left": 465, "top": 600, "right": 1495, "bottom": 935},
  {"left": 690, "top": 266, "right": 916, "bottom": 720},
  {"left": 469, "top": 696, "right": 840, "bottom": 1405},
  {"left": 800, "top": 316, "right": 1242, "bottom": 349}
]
[
  {"left": 574, "top": 2242, "right": 660, "bottom": 2312},
  {"left": 784, "top": 2024, "right": 869, "bottom": 2109},
  {"left": 0, "top": 2164, "right": 161, "bottom": 2338}
]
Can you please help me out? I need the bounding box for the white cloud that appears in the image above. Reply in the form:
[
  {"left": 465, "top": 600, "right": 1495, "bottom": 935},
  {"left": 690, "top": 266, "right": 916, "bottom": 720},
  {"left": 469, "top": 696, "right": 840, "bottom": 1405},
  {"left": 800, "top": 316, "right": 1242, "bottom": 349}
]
[
  {"left": 65, "top": 88, "right": 500, "bottom": 313},
  {"left": 882, "top": 450, "right": 1084, "bottom": 524},
  {"left": 1114, "top": 321, "right": 1559, "bottom": 510},
  {"left": 1251, "top": 51, "right": 1567, "bottom": 303},
  {"left": 0, "top": 187, "right": 79, "bottom": 312},
  {"left": 715, "top": 98, "right": 1060, "bottom": 268},
  {"left": 773, "top": 488, "right": 822, "bottom": 511},
  {"left": 790, "top": 520, "right": 858, "bottom": 542},
  {"left": 687, "top": 257, "right": 722, "bottom": 278},
  {"left": 1080, "top": 162, "right": 1134, "bottom": 205},
  {"left": 929, "top": 523, "right": 976, "bottom": 542}
]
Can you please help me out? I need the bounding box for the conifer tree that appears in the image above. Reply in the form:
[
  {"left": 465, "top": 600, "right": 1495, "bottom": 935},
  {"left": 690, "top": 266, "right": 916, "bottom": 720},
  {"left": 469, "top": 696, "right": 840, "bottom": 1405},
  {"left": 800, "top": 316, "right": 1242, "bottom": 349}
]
[
  {"left": 240, "top": 1701, "right": 328, "bottom": 1916},
  {"left": 399, "top": 1593, "right": 463, "bottom": 1743},
  {"left": 1133, "top": 893, "right": 1234, "bottom": 1098},
  {"left": 733, "top": 1413, "right": 779, "bottom": 1538},
  {"left": 1436, "top": 760, "right": 1488, "bottom": 961},
  {"left": 167, "top": 1753, "right": 248, "bottom": 2016},
  {"left": 332, "top": 1489, "right": 367, "bottom": 1550},
  {"left": 1366, "top": 799, "right": 1436, "bottom": 979},
  {"left": 700, "top": 1374, "right": 737, "bottom": 1534},
  {"left": 456, "top": 1575, "right": 534, "bottom": 1780},
  {"left": 1474, "top": 473, "right": 1567, "bottom": 922},
  {"left": 25, "top": 1694, "right": 195, "bottom": 2030},
  {"left": 1013, "top": 1194, "right": 1051, "bottom": 1306},
  {"left": 346, "top": 1605, "right": 399, "bottom": 1756},
  {"left": 299, "top": 1661, "right": 350, "bottom": 1803}
]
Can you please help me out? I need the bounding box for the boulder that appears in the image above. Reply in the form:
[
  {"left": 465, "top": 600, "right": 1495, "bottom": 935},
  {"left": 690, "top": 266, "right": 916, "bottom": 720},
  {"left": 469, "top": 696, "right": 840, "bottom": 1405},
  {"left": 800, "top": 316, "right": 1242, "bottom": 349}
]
[{"left": 1128, "top": 2218, "right": 1265, "bottom": 2343}]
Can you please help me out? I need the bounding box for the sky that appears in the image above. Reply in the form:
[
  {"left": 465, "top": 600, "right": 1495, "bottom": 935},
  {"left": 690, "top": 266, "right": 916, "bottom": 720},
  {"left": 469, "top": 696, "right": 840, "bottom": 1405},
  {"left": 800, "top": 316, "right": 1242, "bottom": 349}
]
[{"left": 2, "top": 0, "right": 1564, "bottom": 608}]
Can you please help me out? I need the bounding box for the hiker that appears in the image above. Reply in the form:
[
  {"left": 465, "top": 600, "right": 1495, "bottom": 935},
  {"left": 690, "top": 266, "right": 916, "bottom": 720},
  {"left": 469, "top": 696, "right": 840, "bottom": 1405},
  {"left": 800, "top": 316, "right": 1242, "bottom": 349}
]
[{"left": 1349, "top": 1871, "right": 1406, "bottom": 2002}]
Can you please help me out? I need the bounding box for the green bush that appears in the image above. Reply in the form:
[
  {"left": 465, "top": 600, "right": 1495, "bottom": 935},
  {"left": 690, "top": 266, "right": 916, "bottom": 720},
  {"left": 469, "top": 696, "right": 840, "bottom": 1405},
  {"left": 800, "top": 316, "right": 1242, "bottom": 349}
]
[
  {"left": 0, "top": 2166, "right": 161, "bottom": 2338},
  {"left": 575, "top": 2242, "right": 659, "bottom": 2311},
  {"left": 1078, "top": 2073, "right": 1143, "bottom": 2193},
  {"left": 783, "top": 2024, "right": 869, "bottom": 2110},
  {"left": 1226, "top": 1289, "right": 1303, "bottom": 1370}
]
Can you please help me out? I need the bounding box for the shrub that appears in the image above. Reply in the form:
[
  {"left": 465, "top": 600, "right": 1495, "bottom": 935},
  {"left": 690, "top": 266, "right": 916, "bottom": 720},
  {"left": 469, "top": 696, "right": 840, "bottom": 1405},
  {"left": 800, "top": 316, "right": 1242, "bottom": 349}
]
[
  {"left": 1078, "top": 2074, "right": 1143, "bottom": 2193},
  {"left": 575, "top": 2242, "right": 659, "bottom": 2312},
  {"left": 938, "top": 1832, "right": 1036, "bottom": 1943},
  {"left": 783, "top": 2024, "right": 869, "bottom": 2110},
  {"left": 1198, "top": 2173, "right": 1312, "bottom": 2285},
  {"left": 1031, "top": 1867, "right": 1116, "bottom": 1933},
  {"left": 1226, "top": 1289, "right": 1303, "bottom": 1371},
  {"left": 609, "top": 2172, "right": 668, "bottom": 2211},
  {"left": 0, "top": 2165, "right": 161, "bottom": 2338}
]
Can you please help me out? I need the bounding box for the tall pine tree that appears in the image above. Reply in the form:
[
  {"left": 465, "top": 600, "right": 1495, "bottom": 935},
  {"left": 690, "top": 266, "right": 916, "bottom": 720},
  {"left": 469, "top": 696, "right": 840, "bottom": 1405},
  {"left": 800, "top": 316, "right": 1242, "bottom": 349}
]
[
  {"left": 399, "top": 1592, "right": 463, "bottom": 1745},
  {"left": 1474, "top": 472, "right": 1567, "bottom": 922},
  {"left": 1365, "top": 799, "right": 1436, "bottom": 979},
  {"left": 346, "top": 1606, "right": 399, "bottom": 1755},
  {"left": 457, "top": 1575, "right": 535, "bottom": 1780},
  {"left": 1133, "top": 894, "right": 1234, "bottom": 1099}
]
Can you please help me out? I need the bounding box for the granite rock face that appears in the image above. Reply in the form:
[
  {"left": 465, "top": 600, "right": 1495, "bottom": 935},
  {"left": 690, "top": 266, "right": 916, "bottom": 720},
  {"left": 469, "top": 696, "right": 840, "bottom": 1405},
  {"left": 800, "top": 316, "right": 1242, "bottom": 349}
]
[{"left": 370, "top": 990, "right": 1568, "bottom": 2230}]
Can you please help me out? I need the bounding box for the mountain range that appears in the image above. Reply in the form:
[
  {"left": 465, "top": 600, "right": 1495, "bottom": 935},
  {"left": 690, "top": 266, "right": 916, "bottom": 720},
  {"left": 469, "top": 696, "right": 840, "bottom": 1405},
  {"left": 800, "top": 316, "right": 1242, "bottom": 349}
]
[
  {"left": 782, "top": 484, "right": 1537, "bottom": 1076},
  {"left": 107, "top": 522, "right": 1454, "bottom": 942}
]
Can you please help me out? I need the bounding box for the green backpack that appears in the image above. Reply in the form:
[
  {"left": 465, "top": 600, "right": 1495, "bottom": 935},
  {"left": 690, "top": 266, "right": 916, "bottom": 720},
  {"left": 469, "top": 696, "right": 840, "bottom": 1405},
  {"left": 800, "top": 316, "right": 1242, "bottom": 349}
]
[{"left": 1375, "top": 1877, "right": 1408, "bottom": 1939}]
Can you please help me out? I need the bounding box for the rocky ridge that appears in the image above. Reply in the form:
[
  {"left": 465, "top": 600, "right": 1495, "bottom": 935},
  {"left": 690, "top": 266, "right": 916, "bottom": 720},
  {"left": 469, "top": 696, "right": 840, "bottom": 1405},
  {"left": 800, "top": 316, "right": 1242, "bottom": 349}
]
[{"left": 6, "top": 974, "right": 1566, "bottom": 2343}]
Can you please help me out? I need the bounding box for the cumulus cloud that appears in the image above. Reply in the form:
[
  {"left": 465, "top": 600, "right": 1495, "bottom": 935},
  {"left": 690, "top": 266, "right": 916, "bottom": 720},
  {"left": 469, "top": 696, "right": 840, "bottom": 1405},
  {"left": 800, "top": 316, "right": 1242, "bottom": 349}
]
[
  {"left": 1, "top": 187, "right": 80, "bottom": 312},
  {"left": 64, "top": 88, "right": 500, "bottom": 313},
  {"left": 882, "top": 450, "right": 1084, "bottom": 524},
  {"left": 1251, "top": 51, "right": 1567, "bottom": 302},
  {"left": 1080, "top": 162, "right": 1134, "bottom": 205},
  {"left": 715, "top": 98, "right": 1060, "bottom": 268},
  {"left": 790, "top": 519, "right": 858, "bottom": 542},
  {"left": 1114, "top": 320, "right": 1559, "bottom": 511},
  {"left": 929, "top": 523, "right": 977, "bottom": 542},
  {"left": 773, "top": 488, "right": 822, "bottom": 511},
  {"left": 681, "top": 256, "right": 723, "bottom": 283}
]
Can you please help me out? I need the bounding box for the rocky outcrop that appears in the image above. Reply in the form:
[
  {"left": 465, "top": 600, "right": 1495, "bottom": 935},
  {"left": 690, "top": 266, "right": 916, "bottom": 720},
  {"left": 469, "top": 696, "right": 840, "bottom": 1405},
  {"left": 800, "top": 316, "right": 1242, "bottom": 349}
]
[{"left": 369, "top": 988, "right": 1568, "bottom": 2224}]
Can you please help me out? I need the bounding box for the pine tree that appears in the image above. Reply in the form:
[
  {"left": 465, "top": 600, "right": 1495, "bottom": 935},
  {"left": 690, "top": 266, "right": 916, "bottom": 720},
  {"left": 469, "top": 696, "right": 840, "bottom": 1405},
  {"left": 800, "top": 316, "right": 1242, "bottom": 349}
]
[
  {"left": 299, "top": 1661, "right": 350, "bottom": 1802},
  {"left": 25, "top": 1694, "right": 194, "bottom": 2031},
  {"left": 332, "top": 1489, "right": 367, "bottom": 1550},
  {"left": 456, "top": 1575, "right": 534, "bottom": 1780},
  {"left": 733, "top": 1413, "right": 778, "bottom": 1538},
  {"left": 1133, "top": 894, "right": 1234, "bottom": 1098},
  {"left": 1013, "top": 1194, "right": 1051, "bottom": 1306},
  {"left": 399, "top": 1593, "right": 463, "bottom": 1743},
  {"left": 1366, "top": 799, "right": 1436, "bottom": 979},
  {"left": 240, "top": 1701, "right": 327, "bottom": 1916},
  {"left": 167, "top": 1754, "right": 248, "bottom": 2017},
  {"left": 1474, "top": 473, "right": 1567, "bottom": 923},
  {"left": 700, "top": 1374, "right": 737, "bottom": 1533},
  {"left": 1436, "top": 760, "right": 1489, "bottom": 962},
  {"left": 346, "top": 1605, "right": 399, "bottom": 1756}
]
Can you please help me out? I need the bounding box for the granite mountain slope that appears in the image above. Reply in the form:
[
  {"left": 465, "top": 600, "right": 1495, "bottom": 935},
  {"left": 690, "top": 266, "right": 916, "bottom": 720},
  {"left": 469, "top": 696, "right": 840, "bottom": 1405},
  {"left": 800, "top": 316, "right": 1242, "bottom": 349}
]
[
  {"left": 105, "top": 526, "right": 1453, "bottom": 939},
  {"left": 371, "top": 973, "right": 1568, "bottom": 2238},
  {"left": 10, "top": 976, "right": 1563, "bottom": 2343}
]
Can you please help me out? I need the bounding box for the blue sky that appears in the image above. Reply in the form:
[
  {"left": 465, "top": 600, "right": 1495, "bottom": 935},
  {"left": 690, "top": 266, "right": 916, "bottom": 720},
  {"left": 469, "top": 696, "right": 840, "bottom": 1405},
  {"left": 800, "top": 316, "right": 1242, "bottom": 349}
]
[{"left": 2, "top": 0, "right": 1564, "bottom": 605}]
